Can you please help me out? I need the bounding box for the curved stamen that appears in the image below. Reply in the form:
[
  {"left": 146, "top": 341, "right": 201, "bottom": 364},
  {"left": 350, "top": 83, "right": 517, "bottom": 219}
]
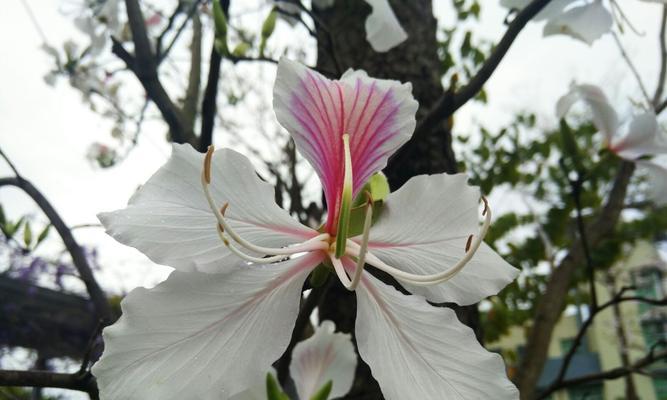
[
  {"left": 216, "top": 225, "right": 291, "bottom": 264},
  {"left": 201, "top": 145, "right": 329, "bottom": 256},
  {"left": 347, "top": 197, "right": 492, "bottom": 286},
  {"left": 329, "top": 252, "right": 353, "bottom": 289},
  {"left": 347, "top": 193, "right": 373, "bottom": 291}
]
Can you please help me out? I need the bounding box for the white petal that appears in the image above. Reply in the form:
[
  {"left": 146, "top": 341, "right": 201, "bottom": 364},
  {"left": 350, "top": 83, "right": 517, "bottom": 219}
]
[
  {"left": 92, "top": 252, "right": 322, "bottom": 400},
  {"left": 273, "top": 58, "right": 417, "bottom": 230},
  {"left": 99, "top": 144, "right": 315, "bottom": 273},
  {"left": 637, "top": 160, "right": 667, "bottom": 206},
  {"left": 556, "top": 83, "right": 618, "bottom": 142},
  {"left": 355, "top": 274, "right": 519, "bottom": 400},
  {"left": 363, "top": 174, "right": 518, "bottom": 304},
  {"left": 612, "top": 112, "right": 667, "bottom": 159},
  {"left": 543, "top": 2, "right": 612, "bottom": 45},
  {"left": 363, "top": 0, "right": 408, "bottom": 52},
  {"left": 290, "top": 320, "right": 356, "bottom": 400}
]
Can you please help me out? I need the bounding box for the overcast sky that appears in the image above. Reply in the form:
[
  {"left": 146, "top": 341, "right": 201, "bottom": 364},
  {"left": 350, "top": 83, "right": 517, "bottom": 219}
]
[{"left": 0, "top": 0, "right": 661, "bottom": 298}]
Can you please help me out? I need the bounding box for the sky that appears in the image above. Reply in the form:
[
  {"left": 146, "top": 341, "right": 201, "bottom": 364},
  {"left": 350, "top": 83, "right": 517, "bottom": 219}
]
[
  {"left": 0, "top": 1, "right": 661, "bottom": 289},
  {"left": 0, "top": 0, "right": 662, "bottom": 398}
]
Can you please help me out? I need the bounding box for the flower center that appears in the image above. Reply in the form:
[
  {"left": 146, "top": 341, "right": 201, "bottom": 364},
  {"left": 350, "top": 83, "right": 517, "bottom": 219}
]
[{"left": 200, "top": 146, "right": 492, "bottom": 292}]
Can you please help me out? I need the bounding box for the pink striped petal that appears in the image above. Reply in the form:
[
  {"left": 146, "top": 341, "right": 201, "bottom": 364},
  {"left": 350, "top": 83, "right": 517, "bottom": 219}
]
[{"left": 273, "top": 58, "right": 418, "bottom": 231}]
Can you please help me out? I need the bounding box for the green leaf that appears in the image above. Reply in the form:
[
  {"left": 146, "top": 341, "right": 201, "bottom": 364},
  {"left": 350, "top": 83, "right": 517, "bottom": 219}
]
[
  {"left": 0, "top": 204, "right": 5, "bottom": 225},
  {"left": 309, "top": 380, "right": 333, "bottom": 400},
  {"left": 36, "top": 224, "right": 51, "bottom": 246},
  {"left": 5, "top": 216, "right": 24, "bottom": 239},
  {"left": 23, "top": 221, "right": 33, "bottom": 248},
  {"left": 266, "top": 373, "right": 289, "bottom": 400}
]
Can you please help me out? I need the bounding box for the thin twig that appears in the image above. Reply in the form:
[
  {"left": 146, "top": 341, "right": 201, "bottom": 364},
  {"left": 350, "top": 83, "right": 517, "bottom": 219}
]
[
  {"left": 414, "top": 0, "right": 554, "bottom": 140},
  {"left": 0, "top": 370, "right": 98, "bottom": 399},
  {"left": 654, "top": 6, "right": 667, "bottom": 107},
  {"left": 536, "top": 290, "right": 667, "bottom": 399},
  {"left": 0, "top": 167, "right": 112, "bottom": 322},
  {"left": 611, "top": 31, "right": 652, "bottom": 105},
  {"left": 158, "top": 0, "right": 205, "bottom": 64},
  {"left": 538, "top": 348, "right": 667, "bottom": 397}
]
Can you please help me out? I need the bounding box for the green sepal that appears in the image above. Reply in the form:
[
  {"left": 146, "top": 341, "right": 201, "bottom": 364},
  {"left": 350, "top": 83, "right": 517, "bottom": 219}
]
[
  {"left": 266, "top": 373, "right": 289, "bottom": 400},
  {"left": 309, "top": 263, "right": 331, "bottom": 288},
  {"left": 309, "top": 380, "right": 333, "bottom": 400},
  {"left": 367, "top": 172, "right": 390, "bottom": 202},
  {"left": 23, "top": 221, "right": 33, "bottom": 248},
  {"left": 347, "top": 199, "right": 384, "bottom": 238}
]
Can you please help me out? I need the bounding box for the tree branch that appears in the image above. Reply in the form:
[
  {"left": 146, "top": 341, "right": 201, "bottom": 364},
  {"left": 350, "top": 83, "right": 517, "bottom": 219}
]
[
  {"left": 414, "top": 0, "right": 553, "bottom": 140},
  {"left": 538, "top": 348, "right": 667, "bottom": 396},
  {"left": 199, "top": 0, "right": 230, "bottom": 152},
  {"left": 654, "top": 6, "right": 667, "bottom": 107},
  {"left": 182, "top": 12, "right": 202, "bottom": 135},
  {"left": 0, "top": 370, "right": 98, "bottom": 399},
  {"left": 516, "top": 161, "right": 635, "bottom": 399},
  {"left": 0, "top": 174, "right": 112, "bottom": 322},
  {"left": 113, "top": 0, "right": 191, "bottom": 144},
  {"left": 537, "top": 287, "right": 667, "bottom": 399}
]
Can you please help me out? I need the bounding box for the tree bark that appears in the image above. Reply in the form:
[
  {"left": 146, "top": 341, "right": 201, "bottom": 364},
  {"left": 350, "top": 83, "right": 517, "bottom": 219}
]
[{"left": 313, "top": 1, "right": 477, "bottom": 397}]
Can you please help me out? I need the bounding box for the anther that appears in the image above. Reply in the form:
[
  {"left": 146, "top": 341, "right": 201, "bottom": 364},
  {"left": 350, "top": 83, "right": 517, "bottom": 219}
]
[
  {"left": 465, "top": 235, "right": 473, "bottom": 252},
  {"left": 204, "top": 145, "right": 215, "bottom": 184},
  {"left": 481, "top": 196, "right": 489, "bottom": 216}
]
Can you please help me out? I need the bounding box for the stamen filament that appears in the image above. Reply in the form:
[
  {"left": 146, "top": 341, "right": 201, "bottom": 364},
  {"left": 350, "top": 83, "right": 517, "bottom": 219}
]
[
  {"left": 329, "top": 252, "right": 353, "bottom": 289},
  {"left": 347, "top": 198, "right": 492, "bottom": 286},
  {"left": 347, "top": 194, "right": 373, "bottom": 290},
  {"left": 216, "top": 225, "right": 290, "bottom": 264},
  {"left": 201, "top": 145, "right": 330, "bottom": 256}
]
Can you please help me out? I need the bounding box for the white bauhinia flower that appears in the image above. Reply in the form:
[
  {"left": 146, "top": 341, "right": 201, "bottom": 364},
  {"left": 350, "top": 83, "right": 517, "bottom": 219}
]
[
  {"left": 500, "top": 0, "right": 613, "bottom": 45},
  {"left": 92, "top": 57, "right": 519, "bottom": 400},
  {"left": 543, "top": 1, "right": 613, "bottom": 45},
  {"left": 556, "top": 83, "right": 619, "bottom": 139},
  {"left": 363, "top": 0, "right": 408, "bottom": 52},
  {"left": 557, "top": 83, "right": 667, "bottom": 205},
  {"left": 231, "top": 320, "right": 356, "bottom": 400},
  {"left": 273, "top": 0, "right": 405, "bottom": 51},
  {"left": 290, "top": 321, "right": 356, "bottom": 400},
  {"left": 556, "top": 84, "right": 667, "bottom": 159}
]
